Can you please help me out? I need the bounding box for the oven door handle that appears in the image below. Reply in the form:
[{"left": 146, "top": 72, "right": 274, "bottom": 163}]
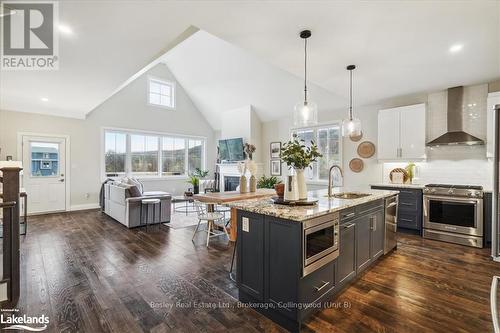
[
  {"left": 492, "top": 276, "right": 500, "bottom": 333},
  {"left": 423, "top": 195, "right": 481, "bottom": 205},
  {"left": 304, "top": 220, "right": 336, "bottom": 235}
]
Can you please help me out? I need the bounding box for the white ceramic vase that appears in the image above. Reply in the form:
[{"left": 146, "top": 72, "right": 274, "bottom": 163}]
[
  {"left": 284, "top": 174, "right": 299, "bottom": 201},
  {"left": 295, "top": 168, "right": 307, "bottom": 200}
]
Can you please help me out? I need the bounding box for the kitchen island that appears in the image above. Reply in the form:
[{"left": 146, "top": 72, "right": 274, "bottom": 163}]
[{"left": 228, "top": 188, "right": 398, "bottom": 332}]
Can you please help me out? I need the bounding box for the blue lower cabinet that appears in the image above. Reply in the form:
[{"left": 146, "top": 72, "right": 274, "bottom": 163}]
[
  {"left": 236, "top": 200, "right": 386, "bottom": 332},
  {"left": 336, "top": 221, "right": 356, "bottom": 287},
  {"left": 371, "top": 186, "right": 423, "bottom": 233}
]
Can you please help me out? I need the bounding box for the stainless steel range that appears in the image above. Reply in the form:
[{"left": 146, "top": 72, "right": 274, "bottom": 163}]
[{"left": 423, "top": 184, "right": 483, "bottom": 248}]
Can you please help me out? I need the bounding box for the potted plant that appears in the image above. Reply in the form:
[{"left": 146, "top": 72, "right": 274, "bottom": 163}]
[
  {"left": 257, "top": 175, "right": 282, "bottom": 189},
  {"left": 257, "top": 175, "right": 284, "bottom": 198},
  {"left": 280, "top": 134, "right": 322, "bottom": 200},
  {"left": 187, "top": 168, "right": 209, "bottom": 194},
  {"left": 187, "top": 175, "right": 200, "bottom": 194}
]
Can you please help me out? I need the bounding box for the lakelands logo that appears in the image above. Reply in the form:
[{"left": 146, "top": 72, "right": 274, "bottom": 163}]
[
  {"left": 1, "top": 313, "right": 49, "bottom": 331},
  {"left": 1, "top": 1, "right": 59, "bottom": 70}
]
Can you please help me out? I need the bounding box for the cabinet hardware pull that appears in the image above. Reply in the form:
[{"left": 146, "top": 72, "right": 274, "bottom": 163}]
[
  {"left": 400, "top": 218, "right": 413, "bottom": 222},
  {"left": 400, "top": 202, "right": 414, "bottom": 206},
  {"left": 370, "top": 216, "right": 377, "bottom": 231},
  {"left": 314, "top": 280, "right": 330, "bottom": 292},
  {"left": 343, "top": 212, "right": 355, "bottom": 218},
  {"left": 342, "top": 223, "right": 355, "bottom": 229}
]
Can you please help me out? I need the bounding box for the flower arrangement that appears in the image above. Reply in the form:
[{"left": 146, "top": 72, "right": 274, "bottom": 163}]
[
  {"left": 280, "top": 134, "right": 322, "bottom": 170},
  {"left": 244, "top": 143, "right": 256, "bottom": 160}
]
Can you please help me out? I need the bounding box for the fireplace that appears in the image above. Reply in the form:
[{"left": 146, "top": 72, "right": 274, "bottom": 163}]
[
  {"left": 216, "top": 163, "right": 264, "bottom": 193},
  {"left": 224, "top": 176, "right": 240, "bottom": 192}
]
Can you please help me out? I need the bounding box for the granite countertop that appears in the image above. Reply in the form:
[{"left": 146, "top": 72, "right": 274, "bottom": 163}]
[
  {"left": 370, "top": 183, "right": 426, "bottom": 189},
  {"left": 227, "top": 187, "right": 398, "bottom": 222}
]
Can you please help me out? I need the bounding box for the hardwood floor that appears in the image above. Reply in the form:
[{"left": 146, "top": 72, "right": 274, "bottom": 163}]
[{"left": 10, "top": 210, "right": 497, "bottom": 332}]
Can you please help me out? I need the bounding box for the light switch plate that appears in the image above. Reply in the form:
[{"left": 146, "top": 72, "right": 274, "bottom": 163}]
[{"left": 242, "top": 217, "right": 249, "bottom": 232}]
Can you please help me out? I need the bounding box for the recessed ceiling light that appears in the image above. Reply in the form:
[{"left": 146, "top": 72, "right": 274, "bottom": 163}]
[
  {"left": 449, "top": 44, "right": 464, "bottom": 53},
  {"left": 58, "top": 24, "right": 73, "bottom": 35},
  {"left": 41, "top": 97, "right": 49, "bottom": 102}
]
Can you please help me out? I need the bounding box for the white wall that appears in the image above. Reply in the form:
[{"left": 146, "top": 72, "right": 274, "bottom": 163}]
[
  {"left": 260, "top": 83, "right": 494, "bottom": 190},
  {"left": 261, "top": 105, "right": 381, "bottom": 190},
  {"left": 382, "top": 148, "right": 492, "bottom": 189},
  {"left": 0, "top": 63, "right": 216, "bottom": 209},
  {"left": 219, "top": 105, "right": 263, "bottom": 162}
]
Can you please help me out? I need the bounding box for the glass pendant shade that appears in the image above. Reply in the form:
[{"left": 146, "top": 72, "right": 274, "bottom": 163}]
[
  {"left": 342, "top": 64, "right": 361, "bottom": 137},
  {"left": 294, "top": 101, "right": 318, "bottom": 127},
  {"left": 342, "top": 117, "right": 362, "bottom": 137}
]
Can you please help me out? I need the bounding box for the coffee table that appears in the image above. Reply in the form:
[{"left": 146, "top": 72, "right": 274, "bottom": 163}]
[{"left": 172, "top": 195, "right": 196, "bottom": 215}]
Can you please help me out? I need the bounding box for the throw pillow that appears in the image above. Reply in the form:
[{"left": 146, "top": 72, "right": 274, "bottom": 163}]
[
  {"left": 129, "top": 185, "right": 142, "bottom": 197},
  {"left": 127, "top": 177, "right": 144, "bottom": 194}
]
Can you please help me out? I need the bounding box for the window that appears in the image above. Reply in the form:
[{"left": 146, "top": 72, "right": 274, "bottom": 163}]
[
  {"left": 104, "top": 132, "right": 126, "bottom": 176},
  {"left": 291, "top": 123, "right": 342, "bottom": 182},
  {"left": 131, "top": 134, "right": 158, "bottom": 175},
  {"left": 103, "top": 129, "right": 205, "bottom": 178},
  {"left": 188, "top": 139, "right": 203, "bottom": 174},
  {"left": 162, "top": 137, "right": 185, "bottom": 176},
  {"left": 30, "top": 142, "right": 60, "bottom": 177},
  {"left": 148, "top": 77, "right": 175, "bottom": 109}
]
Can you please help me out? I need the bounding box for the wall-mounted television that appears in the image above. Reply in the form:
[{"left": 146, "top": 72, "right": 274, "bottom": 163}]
[{"left": 218, "top": 138, "right": 244, "bottom": 162}]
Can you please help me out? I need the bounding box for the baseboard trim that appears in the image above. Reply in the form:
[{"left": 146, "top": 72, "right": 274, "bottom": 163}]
[{"left": 70, "top": 203, "right": 100, "bottom": 211}]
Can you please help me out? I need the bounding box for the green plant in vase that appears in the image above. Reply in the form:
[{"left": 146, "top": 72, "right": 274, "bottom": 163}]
[
  {"left": 187, "top": 175, "right": 200, "bottom": 194},
  {"left": 280, "top": 134, "right": 322, "bottom": 200},
  {"left": 257, "top": 175, "right": 282, "bottom": 189},
  {"left": 405, "top": 163, "right": 416, "bottom": 184}
]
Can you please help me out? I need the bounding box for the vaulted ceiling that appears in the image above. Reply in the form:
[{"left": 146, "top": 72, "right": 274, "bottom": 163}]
[{"left": 1, "top": 1, "right": 499, "bottom": 126}]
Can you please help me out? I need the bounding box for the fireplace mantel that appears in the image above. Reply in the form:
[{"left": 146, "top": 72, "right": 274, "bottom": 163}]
[{"left": 217, "top": 162, "right": 264, "bottom": 193}]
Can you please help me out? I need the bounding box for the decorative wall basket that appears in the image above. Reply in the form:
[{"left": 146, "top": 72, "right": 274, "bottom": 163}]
[
  {"left": 357, "top": 141, "right": 376, "bottom": 158},
  {"left": 349, "top": 158, "right": 364, "bottom": 173}
]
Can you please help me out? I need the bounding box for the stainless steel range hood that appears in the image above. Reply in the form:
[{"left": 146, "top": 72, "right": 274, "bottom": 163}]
[{"left": 426, "top": 86, "right": 485, "bottom": 146}]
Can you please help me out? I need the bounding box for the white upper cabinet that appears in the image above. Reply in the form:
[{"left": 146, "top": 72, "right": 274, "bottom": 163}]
[
  {"left": 487, "top": 92, "right": 500, "bottom": 159},
  {"left": 377, "top": 107, "right": 400, "bottom": 160},
  {"left": 377, "top": 103, "right": 426, "bottom": 161}
]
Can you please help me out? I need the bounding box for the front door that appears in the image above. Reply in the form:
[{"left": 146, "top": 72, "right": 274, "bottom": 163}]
[{"left": 21, "top": 135, "right": 67, "bottom": 214}]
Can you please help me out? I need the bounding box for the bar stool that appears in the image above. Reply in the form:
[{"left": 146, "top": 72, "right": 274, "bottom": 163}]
[
  {"left": 140, "top": 198, "right": 161, "bottom": 230},
  {"left": 215, "top": 205, "right": 231, "bottom": 227},
  {"left": 192, "top": 200, "right": 228, "bottom": 247}
]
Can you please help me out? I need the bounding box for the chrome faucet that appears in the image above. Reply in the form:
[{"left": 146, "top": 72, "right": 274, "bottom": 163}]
[{"left": 328, "top": 165, "right": 344, "bottom": 197}]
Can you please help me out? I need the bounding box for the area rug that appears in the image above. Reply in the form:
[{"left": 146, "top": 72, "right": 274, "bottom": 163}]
[{"left": 163, "top": 213, "right": 205, "bottom": 229}]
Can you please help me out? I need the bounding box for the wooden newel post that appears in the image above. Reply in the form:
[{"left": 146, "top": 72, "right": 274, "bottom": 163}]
[{"left": 0, "top": 166, "right": 22, "bottom": 308}]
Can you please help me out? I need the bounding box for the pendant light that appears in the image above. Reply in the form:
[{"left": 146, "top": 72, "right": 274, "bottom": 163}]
[
  {"left": 294, "top": 30, "right": 318, "bottom": 127},
  {"left": 342, "top": 65, "right": 362, "bottom": 137}
]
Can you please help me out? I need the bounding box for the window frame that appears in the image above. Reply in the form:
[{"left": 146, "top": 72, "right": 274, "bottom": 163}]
[
  {"left": 147, "top": 76, "right": 176, "bottom": 110},
  {"left": 290, "top": 121, "right": 343, "bottom": 184},
  {"left": 101, "top": 127, "right": 206, "bottom": 180}
]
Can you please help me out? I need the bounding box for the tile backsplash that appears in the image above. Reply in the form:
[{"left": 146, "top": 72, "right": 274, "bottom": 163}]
[{"left": 382, "top": 146, "right": 492, "bottom": 189}]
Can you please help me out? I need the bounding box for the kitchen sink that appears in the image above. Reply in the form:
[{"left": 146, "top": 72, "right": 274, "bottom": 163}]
[{"left": 326, "top": 192, "right": 372, "bottom": 200}]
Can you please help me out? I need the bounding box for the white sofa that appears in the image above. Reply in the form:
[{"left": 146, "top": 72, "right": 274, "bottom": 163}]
[{"left": 103, "top": 183, "right": 171, "bottom": 228}]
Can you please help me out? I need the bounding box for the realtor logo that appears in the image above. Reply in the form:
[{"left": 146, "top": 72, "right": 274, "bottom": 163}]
[{"left": 1, "top": 1, "right": 59, "bottom": 70}]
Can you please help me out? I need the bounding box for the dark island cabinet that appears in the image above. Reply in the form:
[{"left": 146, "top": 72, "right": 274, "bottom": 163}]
[
  {"left": 371, "top": 186, "right": 423, "bottom": 233},
  {"left": 236, "top": 211, "right": 265, "bottom": 301},
  {"left": 236, "top": 199, "right": 387, "bottom": 332},
  {"left": 370, "top": 208, "right": 385, "bottom": 260},
  {"left": 336, "top": 221, "right": 356, "bottom": 286},
  {"left": 351, "top": 205, "right": 385, "bottom": 275},
  {"left": 355, "top": 215, "right": 372, "bottom": 272}
]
